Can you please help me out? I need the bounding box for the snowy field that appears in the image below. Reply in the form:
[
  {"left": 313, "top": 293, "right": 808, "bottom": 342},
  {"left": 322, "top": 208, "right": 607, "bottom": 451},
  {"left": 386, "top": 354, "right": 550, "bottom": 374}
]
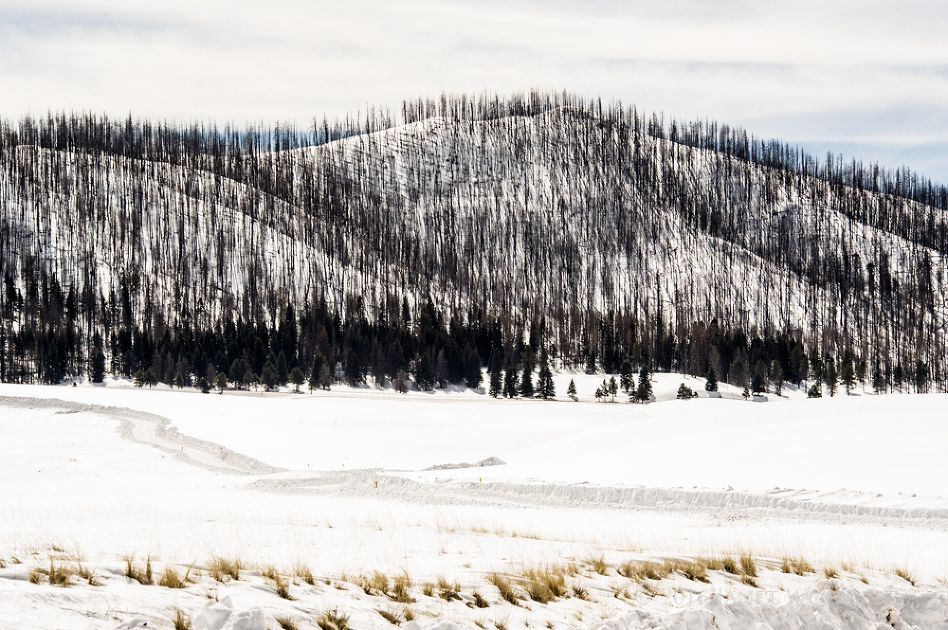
[{"left": 2, "top": 373, "right": 948, "bottom": 629}]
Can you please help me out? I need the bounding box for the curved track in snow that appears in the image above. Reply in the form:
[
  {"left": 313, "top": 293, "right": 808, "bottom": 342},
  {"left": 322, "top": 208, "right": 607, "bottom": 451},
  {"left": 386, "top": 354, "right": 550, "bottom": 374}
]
[{"left": 0, "top": 395, "right": 282, "bottom": 475}]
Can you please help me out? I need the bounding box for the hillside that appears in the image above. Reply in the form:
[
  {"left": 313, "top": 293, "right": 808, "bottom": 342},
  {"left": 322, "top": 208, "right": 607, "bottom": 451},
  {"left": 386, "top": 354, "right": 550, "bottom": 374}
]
[{"left": 1, "top": 92, "right": 946, "bottom": 392}]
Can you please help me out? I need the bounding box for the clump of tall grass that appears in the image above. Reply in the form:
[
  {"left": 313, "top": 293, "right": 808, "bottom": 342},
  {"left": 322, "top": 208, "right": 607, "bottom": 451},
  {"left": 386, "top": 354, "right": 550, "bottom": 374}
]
[
  {"left": 780, "top": 557, "right": 813, "bottom": 576},
  {"left": 124, "top": 556, "right": 153, "bottom": 585},
  {"left": 318, "top": 608, "right": 350, "bottom": 630},
  {"left": 740, "top": 555, "right": 758, "bottom": 578},
  {"left": 209, "top": 557, "right": 241, "bottom": 582},
  {"left": 29, "top": 561, "right": 74, "bottom": 587},
  {"left": 391, "top": 572, "right": 414, "bottom": 603},
  {"left": 522, "top": 565, "right": 568, "bottom": 603},
  {"left": 275, "top": 616, "right": 299, "bottom": 630},
  {"left": 159, "top": 566, "right": 188, "bottom": 589},
  {"left": 588, "top": 555, "right": 608, "bottom": 575},
  {"left": 172, "top": 608, "right": 193, "bottom": 630},
  {"left": 377, "top": 608, "right": 402, "bottom": 625},
  {"left": 894, "top": 567, "right": 917, "bottom": 586},
  {"left": 489, "top": 573, "right": 519, "bottom": 605},
  {"left": 275, "top": 576, "right": 295, "bottom": 600},
  {"left": 437, "top": 576, "right": 461, "bottom": 601},
  {"left": 294, "top": 564, "right": 315, "bottom": 586}
]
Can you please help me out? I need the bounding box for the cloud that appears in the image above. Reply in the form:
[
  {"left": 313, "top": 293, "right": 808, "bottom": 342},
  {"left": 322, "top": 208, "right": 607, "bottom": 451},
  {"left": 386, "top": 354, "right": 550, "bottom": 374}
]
[{"left": 0, "top": 0, "right": 945, "bottom": 180}]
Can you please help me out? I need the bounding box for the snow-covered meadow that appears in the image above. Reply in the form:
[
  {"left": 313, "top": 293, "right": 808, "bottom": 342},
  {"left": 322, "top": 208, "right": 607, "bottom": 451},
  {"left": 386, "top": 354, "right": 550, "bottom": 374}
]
[{"left": 2, "top": 374, "right": 948, "bottom": 629}]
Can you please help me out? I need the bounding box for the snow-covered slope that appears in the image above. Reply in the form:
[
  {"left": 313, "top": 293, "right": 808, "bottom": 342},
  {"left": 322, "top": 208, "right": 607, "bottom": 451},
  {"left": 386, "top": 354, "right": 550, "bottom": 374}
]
[
  {"left": 2, "top": 106, "right": 945, "bottom": 367},
  {"left": 2, "top": 380, "right": 948, "bottom": 629}
]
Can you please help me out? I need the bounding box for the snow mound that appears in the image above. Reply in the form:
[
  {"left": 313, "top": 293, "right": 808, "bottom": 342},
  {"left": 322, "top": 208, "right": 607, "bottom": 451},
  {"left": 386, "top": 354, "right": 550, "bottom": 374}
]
[
  {"left": 192, "top": 596, "right": 265, "bottom": 630},
  {"left": 424, "top": 456, "right": 507, "bottom": 470}
]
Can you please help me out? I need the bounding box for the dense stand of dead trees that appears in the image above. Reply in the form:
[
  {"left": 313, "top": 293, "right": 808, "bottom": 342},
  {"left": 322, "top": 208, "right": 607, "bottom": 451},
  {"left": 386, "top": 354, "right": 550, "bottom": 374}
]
[{"left": 0, "top": 91, "right": 945, "bottom": 394}]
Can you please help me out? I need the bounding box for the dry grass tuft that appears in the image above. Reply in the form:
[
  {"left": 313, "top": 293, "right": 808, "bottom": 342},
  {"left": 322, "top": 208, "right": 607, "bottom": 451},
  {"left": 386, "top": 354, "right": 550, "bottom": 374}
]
[
  {"left": 437, "top": 576, "right": 461, "bottom": 601},
  {"left": 261, "top": 565, "right": 280, "bottom": 581},
  {"left": 403, "top": 608, "right": 415, "bottom": 622},
  {"left": 721, "top": 557, "right": 740, "bottom": 575},
  {"left": 571, "top": 586, "right": 588, "bottom": 600},
  {"left": 46, "top": 561, "right": 73, "bottom": 587},
  {"left": 522, "top": 565, "right": 567, "bottom": 603},
  {"left": 740, "top": 574, "right": 758, "bottom": 587},
  {"left": 377, "top": 608, "right": 402, "bottom": 625},
  {"left": 640, "top": 580, "right": 662, "bottom": 597},
  {"left": 618, "top": 559, "right": 671, "bottom": 582},
  {"left": 370, "top": 572, "right": 391, "bottom": 595},
  {"left": 275, "top": 576, "right": 295, "bottom": 600},
  {"left": 124, "top": 556, "right": 153, "bottom": 585},
  {"left": 391, "top": 572, "right": 414, "bottom": 603},
  {"left": 172, "top": 608, "right": 193, "bottom": 630},
  {"left": 76, "top": 563, "right": 98, "bottom": 586},
  {"left": 894, "top": 567, "right": 917, "bottom": 586},
  {"left": 295, "top": 564, "right": 315, "bottom": 586},
  {"left": 740, "top": 555, "right": 758, "bottom": 578},
  {"left": 318, "top": 608, "right": 350, "bottom": 630},
  {"left": 159, "top": 566, "right": 187, "bottom": 589},
  {"left": 823, "top": 566, "right": 839, "bottom": 579},
  {"left": 588, "top": 555, "right": 608, "bottom": 575},
  {"left": 275, "top": 616, "right": 299, "bottom": 630},
  {"left": 780, "top": 557, "right": 813, "bottom": 576},
  {"left": 489, "top": 573, "right": 519, "bottom": 605},
  {"left": 422, "top": 582, "right": 435, "bottom": 597},
  {"left": 209, "top": 557, "right": 241, "bottom": 582},
  {"left": 472, "top": 591, "right": 490, "bottom": 608}
]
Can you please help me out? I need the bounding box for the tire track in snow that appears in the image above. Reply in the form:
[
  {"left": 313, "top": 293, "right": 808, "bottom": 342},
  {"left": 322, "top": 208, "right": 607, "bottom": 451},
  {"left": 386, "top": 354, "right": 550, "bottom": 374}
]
[
  {"left": 248, "top": 469, "right": 948, "bottom": 530},
  {"left": 0, "top": 396, "right": 282, "bottom": 475}
]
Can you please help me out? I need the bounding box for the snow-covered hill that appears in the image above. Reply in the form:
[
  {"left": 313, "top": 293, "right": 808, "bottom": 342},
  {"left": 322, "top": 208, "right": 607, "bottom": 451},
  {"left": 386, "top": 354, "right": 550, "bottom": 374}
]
[{"left": 2, "top": 96, "right": 946, "bottom": 383}]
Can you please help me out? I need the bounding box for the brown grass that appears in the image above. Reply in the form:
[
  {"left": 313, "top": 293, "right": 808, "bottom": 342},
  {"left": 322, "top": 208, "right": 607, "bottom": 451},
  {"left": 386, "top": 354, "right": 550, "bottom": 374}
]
[
  {"left": 318, "top": 608, "right": 350, "bottom": 630},
  {"left": 209, "top": 557, "right": 241, "bottom": 582},
  {"left": 739, "top": 555, "right": 758, "bottom": 578},
  {"left": 588, "top": 555, "right": 608, "bottom": 575},
  {"left": 377, "top": 608, "right": 401, "bottom": 625},
  {"left": 172, "top": 608, "right": 192, "bottom": 630},
  {"left": 275, "top": 576, "right": 295, "bottom": 600},
  {"left": 522, "top": 565, "right": 567, "bottom": 603},
  {"left": 472, "top": 591, "right": 490, "bottom": 608},
  {"left": 124, "top": 556, "right": 153, "bottom": 585},
  {"left": 489, "top": 573, "right": 519, "bottom": 605},
  {"left": 159, "top": 566, "right": 187, "bottom": 589},
  {"left": 740, "top": 574, "right": 758, "bottom": 587},
  {"left": 295, "top": 564, "right": 315, "bottom": 586},
  {"left": 391, "top": 572, "right": 414, "bottom": 603},
  {"left": 780, "top": 557, "right": 813, "bottom": 576},
  {"left": 438, "top": 576, "right": 461, "bottom": 601},
  {"left": 721, "top": 557, "right": 740, "bottom": 575},
  {"left": 894, "top": 567, "right": 917, "bottom": 586}
]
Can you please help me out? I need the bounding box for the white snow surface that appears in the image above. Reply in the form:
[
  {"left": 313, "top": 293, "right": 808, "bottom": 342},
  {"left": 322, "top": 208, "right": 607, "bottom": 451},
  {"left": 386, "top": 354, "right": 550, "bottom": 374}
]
[{"left": 2, "top": 374, "right": 948, "bottom": 629}]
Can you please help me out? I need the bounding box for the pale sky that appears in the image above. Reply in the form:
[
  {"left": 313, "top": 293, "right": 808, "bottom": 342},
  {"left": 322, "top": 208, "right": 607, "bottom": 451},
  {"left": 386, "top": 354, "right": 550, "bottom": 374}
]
[{"left": 2, "top": 0, "right": 947, "bottom": 181}]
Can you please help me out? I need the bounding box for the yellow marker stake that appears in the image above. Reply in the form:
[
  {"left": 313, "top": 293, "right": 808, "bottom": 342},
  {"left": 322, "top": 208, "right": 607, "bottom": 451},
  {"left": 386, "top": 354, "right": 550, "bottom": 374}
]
[{"left": 375, "top": 481, "right": 378, "bottom": 488}]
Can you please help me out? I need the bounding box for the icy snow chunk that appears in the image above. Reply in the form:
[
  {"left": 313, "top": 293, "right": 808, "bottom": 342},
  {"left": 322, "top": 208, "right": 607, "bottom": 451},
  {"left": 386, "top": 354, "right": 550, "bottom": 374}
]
[
  {"left": 193, "top": 596, "right": 265, "bottom": 630},
  {"left": 221, "top": 609, "right": 265, "bottom": 630},
  {"left": 403, "top": 620, "right": 465, "bottom": 630},
  {"left": 194, "top": 602, "right": 233, "bottom": 630}
]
